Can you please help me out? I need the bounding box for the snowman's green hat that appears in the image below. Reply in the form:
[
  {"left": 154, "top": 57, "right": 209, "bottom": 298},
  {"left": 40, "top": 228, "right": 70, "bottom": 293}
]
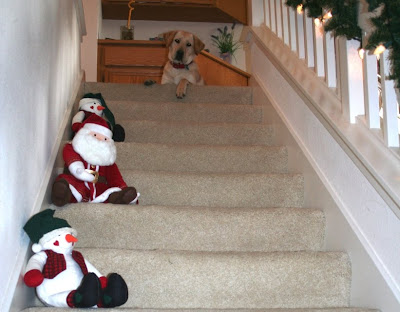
[{"left": 23, "top": 209, "right": 77, "bottom": 253}]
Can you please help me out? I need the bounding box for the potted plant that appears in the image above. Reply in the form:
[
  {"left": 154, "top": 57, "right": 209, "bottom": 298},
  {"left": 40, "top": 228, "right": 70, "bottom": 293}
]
[{"left": 211, "top": 23, "right": 242, "bottom": 64}]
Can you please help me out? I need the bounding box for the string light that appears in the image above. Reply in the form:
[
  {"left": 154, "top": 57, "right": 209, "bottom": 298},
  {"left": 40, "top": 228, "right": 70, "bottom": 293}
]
[
  {"left": 297, "top": 4, "right": 303, "bottom": 14},
  {"left": 314, "top": 18, "right": 322, "bottom": 27},
  {"left": 323, "top": 11, "right": 332, "bottom": 21},
  {"left": 374, "top": 44, "right": 386, "bottom": 59},
  {"left": 358, "top": 48, "right": 365, "bottom": 60}
]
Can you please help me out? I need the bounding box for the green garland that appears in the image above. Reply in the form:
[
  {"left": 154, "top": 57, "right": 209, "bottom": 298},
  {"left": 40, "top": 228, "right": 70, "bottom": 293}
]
[{"left": 285, "top": 0, "right": 400, "bottom": 86}]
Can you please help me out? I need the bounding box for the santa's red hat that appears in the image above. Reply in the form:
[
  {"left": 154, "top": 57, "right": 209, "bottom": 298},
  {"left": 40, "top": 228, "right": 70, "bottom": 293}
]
[{"left": 77, "top": 114, "right": 113, "bottom": 139}]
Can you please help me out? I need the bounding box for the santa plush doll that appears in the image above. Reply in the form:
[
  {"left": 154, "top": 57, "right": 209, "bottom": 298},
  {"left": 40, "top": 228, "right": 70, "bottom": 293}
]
[
  {"left": 72, "top": 93, "right": 125, "bottom": 142},
  {"left": 51, "top": 113, "right": 139, "bottom": 207},
  {"left": 23, "top": 209, "right": 128, "bottom": 308}
]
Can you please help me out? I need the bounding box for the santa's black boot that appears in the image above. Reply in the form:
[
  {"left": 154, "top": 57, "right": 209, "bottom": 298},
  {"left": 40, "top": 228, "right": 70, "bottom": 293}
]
[
  {"left": 108, "top": 187, "right": 137, "bottom": 205},
  {"left": 51, "top": 179, "right": 72, "bottom": 207},
  {"left": 101, "top": 273, "right": 128, "bottom": 308},
  {"left": 73, "top": 273, "right": 101, "bottom": 308}
]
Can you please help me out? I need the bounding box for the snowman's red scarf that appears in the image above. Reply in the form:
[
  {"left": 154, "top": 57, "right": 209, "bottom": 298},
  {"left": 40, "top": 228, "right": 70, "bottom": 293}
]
[{"left": 43, "top": 250, "right": 88, "bottom": 279}]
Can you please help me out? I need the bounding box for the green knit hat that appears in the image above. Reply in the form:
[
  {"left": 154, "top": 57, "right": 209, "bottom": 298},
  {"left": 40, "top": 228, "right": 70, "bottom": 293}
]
[{"left": 23, "top": 209, "right": 77, "bottom": 253}]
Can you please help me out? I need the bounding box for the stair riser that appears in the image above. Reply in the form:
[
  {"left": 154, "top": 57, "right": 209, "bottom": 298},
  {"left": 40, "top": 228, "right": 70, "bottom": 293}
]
[
  {"left": 79, "top": 248, "right": 351, "bottom": 309},
  {"left": 121, "top": 121, "right": 275, "bottom": 146},
  {"left": 124, "top": 171, "right": 304, "bottom": 208},
  {"left": 116, "top": 143, "right": 288, "bottom": 173},
  {"left": 85, "top": 82, "right": 253, "bottom": 105},
  {"left": 55, "top": 205, "right": 324, "bottom": 252},
  {"left": 109, "top": 101, "right": 263, "bottom": 124}
]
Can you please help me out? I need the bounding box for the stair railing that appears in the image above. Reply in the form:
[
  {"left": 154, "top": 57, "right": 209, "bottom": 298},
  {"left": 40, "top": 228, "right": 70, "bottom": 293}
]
[{"left": 260, "top": 0, "right": 400, "bottom": 148}]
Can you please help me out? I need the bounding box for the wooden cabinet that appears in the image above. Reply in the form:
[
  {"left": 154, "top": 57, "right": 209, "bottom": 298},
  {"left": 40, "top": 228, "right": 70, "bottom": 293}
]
[
  {"left": 97, "top": 39, "right": 250, "bottom": 86},
  {"left": 101, "top": 0, "right": 248, "bottom": 24}
]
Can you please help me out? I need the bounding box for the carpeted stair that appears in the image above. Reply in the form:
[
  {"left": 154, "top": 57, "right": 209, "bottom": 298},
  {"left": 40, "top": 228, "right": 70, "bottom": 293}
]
[{"left": 26, "top": 83, "right": 377, "bottom": 311}]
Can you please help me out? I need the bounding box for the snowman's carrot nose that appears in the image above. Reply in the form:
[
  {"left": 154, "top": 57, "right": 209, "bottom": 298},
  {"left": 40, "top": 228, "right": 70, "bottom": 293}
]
[
  {"left": 97, "top": 106, "right": 105, "bottom": 111},
  {"left": 66, "top": 234, "right": 78, "bottom": 243}
]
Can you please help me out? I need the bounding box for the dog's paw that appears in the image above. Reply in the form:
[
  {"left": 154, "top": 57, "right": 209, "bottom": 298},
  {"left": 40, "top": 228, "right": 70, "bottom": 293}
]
[
  {"left": 144, "top": 79, "right": 156, "bottom": 86},
  {"left": 176, "top": 91, "right": 186, "bottom": 99}
]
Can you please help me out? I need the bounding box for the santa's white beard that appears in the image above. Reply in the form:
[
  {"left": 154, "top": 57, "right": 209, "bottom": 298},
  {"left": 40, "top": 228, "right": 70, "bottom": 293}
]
[{"left": 72, "top": 129, "right": 116, "bottom": 166}]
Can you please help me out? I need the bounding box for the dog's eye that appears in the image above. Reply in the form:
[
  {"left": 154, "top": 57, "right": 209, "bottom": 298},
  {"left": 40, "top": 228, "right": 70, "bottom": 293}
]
[
  {"left": 175, "top": 39, "right": 180, "bottom": 44},
  {"left": 186, "top": 43, "right": 192, "bottom": 47}
]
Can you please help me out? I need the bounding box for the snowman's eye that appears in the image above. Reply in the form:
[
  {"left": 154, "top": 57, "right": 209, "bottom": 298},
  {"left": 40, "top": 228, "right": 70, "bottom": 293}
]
[{"left": 53, "top": 240, "right": 59, "bottom": 246}]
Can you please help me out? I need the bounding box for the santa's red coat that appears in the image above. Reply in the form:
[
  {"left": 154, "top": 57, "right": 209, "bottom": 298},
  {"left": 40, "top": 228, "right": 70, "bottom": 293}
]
[{"left": 56, "top": 143, "right": 127, "bottom": 203}]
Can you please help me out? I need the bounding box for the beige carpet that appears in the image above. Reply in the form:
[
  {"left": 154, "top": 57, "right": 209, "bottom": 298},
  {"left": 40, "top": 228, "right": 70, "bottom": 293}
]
[{"left": 25, "top": 83, "right": 378, "bottom": 312}]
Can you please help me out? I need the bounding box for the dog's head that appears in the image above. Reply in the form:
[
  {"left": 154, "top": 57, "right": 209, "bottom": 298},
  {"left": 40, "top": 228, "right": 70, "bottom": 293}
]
[{"left": 163, "top": 30, "right": 205, "bottom": 65}]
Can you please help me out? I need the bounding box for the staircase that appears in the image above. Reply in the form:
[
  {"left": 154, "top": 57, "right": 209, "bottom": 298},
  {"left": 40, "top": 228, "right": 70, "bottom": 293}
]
[{"left": 25, "top": 82, "right": 377, "bottom": 311}]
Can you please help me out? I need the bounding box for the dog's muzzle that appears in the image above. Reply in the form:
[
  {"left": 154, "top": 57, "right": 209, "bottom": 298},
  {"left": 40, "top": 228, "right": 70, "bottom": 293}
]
[{"left": 174, "top": 49, "right": 184, "bottom": 62}]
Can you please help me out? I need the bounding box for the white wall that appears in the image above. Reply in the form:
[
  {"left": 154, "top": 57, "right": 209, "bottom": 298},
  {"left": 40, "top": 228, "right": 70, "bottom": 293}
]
[
  {"left": 101, "top": 19, "right": 246, "bottom": 70},
  {"left": 247, "top": 27, "right": 400, "bottom": 312},
  {"left": 0, "top": 1, "right": 84, "bottom": 311}
]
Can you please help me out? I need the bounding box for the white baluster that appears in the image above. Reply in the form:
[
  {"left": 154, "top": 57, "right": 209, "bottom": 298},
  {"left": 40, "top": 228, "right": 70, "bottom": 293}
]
[
  {"left": 288, "top": 6, "right": 297, "bottom": 52},
  {"left": 338, "top": 38, "right": 365, "bottom": 123},
  {"left": 281, "top": 1, "right": 290, "bottom": 46},
  {"left": 313, "top": 18, "right": 325, "bottom": 77},
  {"left": 324, "top": 32, "right": 336, "bottom": 87},
  {"left": 380, "top": 50, "right": 400, "bottom": 147},
  {"left": 296, "top": 8, "right": 305, "bottom": 59},
  {"left": 275, "top": 0, "right": 283, "bottom": 39},
  {"left": 363, "top": 50, "right": 380, "bottom": 129},
  {"left": 304, "top": 11, "right": 315, "bottom": 67}
]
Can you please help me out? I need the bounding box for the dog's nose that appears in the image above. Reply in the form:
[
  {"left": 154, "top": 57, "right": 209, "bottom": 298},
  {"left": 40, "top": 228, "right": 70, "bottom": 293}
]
[{"left": 175, "top": 49, "right": 184, "bottom": 61}]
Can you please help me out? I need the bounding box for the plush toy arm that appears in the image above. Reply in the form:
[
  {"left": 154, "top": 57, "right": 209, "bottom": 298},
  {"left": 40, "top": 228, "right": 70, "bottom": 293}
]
[
  {"left": 72, "top": 111, "right": 85, "bottom": 125},
  {"left": 24, "top": 252, "right": 47, "bottom": 287},
  {"left": 24, "top": 270, "right": 44, "bottom": 287},
  {"left": 69, "top": 161, "right": 95, "bottom": 182}
]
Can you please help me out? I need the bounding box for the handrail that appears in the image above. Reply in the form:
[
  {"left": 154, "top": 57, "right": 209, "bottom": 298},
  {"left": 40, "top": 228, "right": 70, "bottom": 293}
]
[{"left": 248, "top": 0, "right": 400, "bottom": 217}]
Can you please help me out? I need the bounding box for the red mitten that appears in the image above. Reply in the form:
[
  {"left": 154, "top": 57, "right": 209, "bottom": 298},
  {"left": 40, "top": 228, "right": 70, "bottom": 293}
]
[
  {"left": 99, "top": 276, "right": 108, "bottom": 289},
  {"left": 24, "top": 269, "right": 44, "bottom": 287}
]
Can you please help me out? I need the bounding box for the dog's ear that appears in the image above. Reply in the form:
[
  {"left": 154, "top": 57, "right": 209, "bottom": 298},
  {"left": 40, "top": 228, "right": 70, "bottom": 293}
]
[
  {"left": 163, "top": 31, "right": 178, "bottom": 47},
  {"left": 193, "top": 35, "right": 205, "bottom": 55}
]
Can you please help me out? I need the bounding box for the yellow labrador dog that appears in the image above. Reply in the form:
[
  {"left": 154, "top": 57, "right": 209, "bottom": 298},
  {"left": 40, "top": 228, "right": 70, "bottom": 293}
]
[{"left": 162, "top": 30, "right": 205, "bottom": 98}]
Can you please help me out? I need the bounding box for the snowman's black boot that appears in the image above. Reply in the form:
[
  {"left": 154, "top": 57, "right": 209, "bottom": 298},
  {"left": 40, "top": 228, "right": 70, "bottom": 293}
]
[
  {"left": 73, "top": 273, "right": 100, "bottom": 308},
  {"left": 101, "top": 273, "right": 128, "bottom": 308}
]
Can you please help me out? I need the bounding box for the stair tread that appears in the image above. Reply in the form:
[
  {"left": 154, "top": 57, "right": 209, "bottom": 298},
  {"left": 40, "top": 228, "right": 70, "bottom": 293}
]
[
  {"left": 122, "top": 170, "right": 304, "bottom": 208},
  {"left": 54, "top": 204, "right": 324, "bottom": 252},
  {"left": 120, "top": 120, "right": 275, "bottom": 146},
  {"left": 61, "top": 248, "right": 352, "bottom": 309},
  {"left": 84, "top": 82, "right": 253, "bottom": 105},
  {"left": 116, "top": 142, "right": 288, "bottom": 173},
  {"left": 108, "top": 100, "right": 263, "bottom": 124}
]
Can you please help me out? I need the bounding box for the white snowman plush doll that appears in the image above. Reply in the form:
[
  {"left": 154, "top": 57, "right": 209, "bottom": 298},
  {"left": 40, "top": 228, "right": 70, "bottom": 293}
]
[{"left": 23, "top": 209, "right": 128, "bottom": 308}]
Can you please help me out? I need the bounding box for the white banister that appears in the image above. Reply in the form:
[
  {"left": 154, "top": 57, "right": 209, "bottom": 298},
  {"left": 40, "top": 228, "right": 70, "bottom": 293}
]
[{"left": 257, "top": 0, "right": 399, "bottom": 149}]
